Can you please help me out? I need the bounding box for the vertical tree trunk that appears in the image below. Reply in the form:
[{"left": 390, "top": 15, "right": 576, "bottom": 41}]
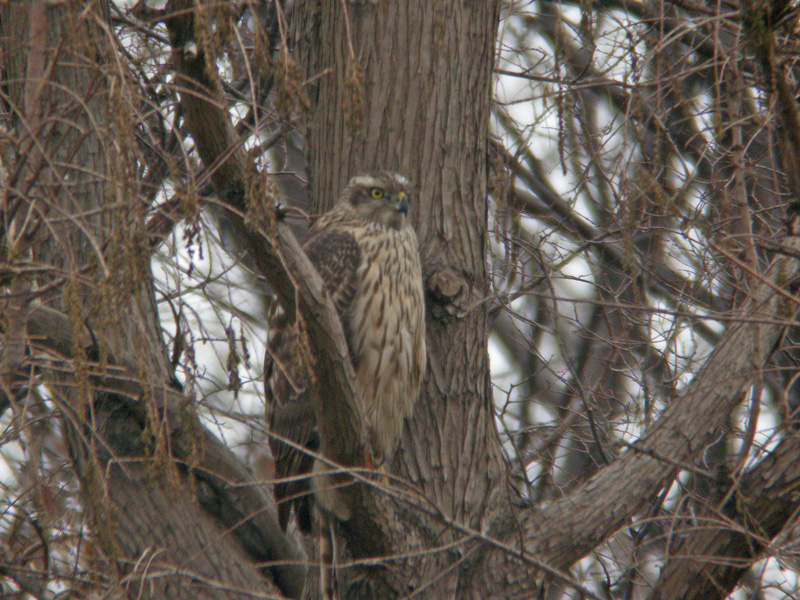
[{"left": 292, "top": 2, "right": 514, "bottom": 596}]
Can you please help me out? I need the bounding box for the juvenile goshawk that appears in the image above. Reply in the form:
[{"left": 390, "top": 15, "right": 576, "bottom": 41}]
[{"left": 264, "top": 172, "right": 426, "bottom": 531}]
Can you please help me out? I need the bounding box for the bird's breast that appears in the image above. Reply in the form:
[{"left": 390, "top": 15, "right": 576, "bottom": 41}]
[{"left": 347, "top": 226, "right": 426, "bottom": 458}]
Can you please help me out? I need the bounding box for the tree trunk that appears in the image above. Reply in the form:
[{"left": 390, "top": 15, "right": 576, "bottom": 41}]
[{"left": 292, "top": 2, "right": 517, "bottom": 596}]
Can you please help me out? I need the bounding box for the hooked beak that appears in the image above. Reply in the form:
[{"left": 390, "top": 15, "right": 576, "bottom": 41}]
[{"left": 396, "top": 192, "right": 409, "bottom": 215}]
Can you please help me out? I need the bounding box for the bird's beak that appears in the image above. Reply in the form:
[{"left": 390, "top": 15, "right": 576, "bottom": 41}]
[{"left": 396, "top": 192, "right": 409, "bottom": 215}]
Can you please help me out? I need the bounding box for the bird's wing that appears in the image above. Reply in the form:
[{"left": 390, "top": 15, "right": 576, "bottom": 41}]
[
  {"left": 263, "top": 302, "right": 318, "bottom": 531},
  {"left": 302, "top": 220, "right": 362, "bottom": 318}
]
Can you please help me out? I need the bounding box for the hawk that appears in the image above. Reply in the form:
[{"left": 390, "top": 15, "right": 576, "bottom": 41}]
[{"left": 265, "top": 172, "right": 426, "bottom": 531}]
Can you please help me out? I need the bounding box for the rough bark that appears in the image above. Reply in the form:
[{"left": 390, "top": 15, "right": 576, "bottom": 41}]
[{"left": 293, "top": 0, "right": 507, "bottom": 508}]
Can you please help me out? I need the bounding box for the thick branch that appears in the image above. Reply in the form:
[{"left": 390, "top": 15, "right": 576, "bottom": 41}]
[
  {"left": 21, "top": 303, "right": 307, "bottom": 599},
  {"left": 520, "top": 234, "right": 800, "bottom": 569},
  {"left": 647, "top": 427, "right": 800, "bottom": 600}
]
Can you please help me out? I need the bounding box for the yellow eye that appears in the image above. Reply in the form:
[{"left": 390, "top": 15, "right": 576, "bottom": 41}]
[{"left": 370, "top": 188, "right": 384, "bottom": 199}]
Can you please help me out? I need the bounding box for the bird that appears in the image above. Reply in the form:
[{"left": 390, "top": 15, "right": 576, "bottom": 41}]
[{"left": 264, "top": 172, "right": 426, "bottom": 532}]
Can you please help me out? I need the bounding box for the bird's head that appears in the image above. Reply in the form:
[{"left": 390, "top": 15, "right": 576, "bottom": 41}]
[{"left": 341, "top": 172, "right": 412, "bottom": 229}]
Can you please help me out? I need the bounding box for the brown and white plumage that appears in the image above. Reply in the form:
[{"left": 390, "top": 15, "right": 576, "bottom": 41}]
[{"left": 265, "top": 172, "right": 426, "bottom": 531}]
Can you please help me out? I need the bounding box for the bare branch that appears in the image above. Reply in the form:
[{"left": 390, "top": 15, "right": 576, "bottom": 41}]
[{"left": 521, "top": 233, "right": 800, "bottom": 568}]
